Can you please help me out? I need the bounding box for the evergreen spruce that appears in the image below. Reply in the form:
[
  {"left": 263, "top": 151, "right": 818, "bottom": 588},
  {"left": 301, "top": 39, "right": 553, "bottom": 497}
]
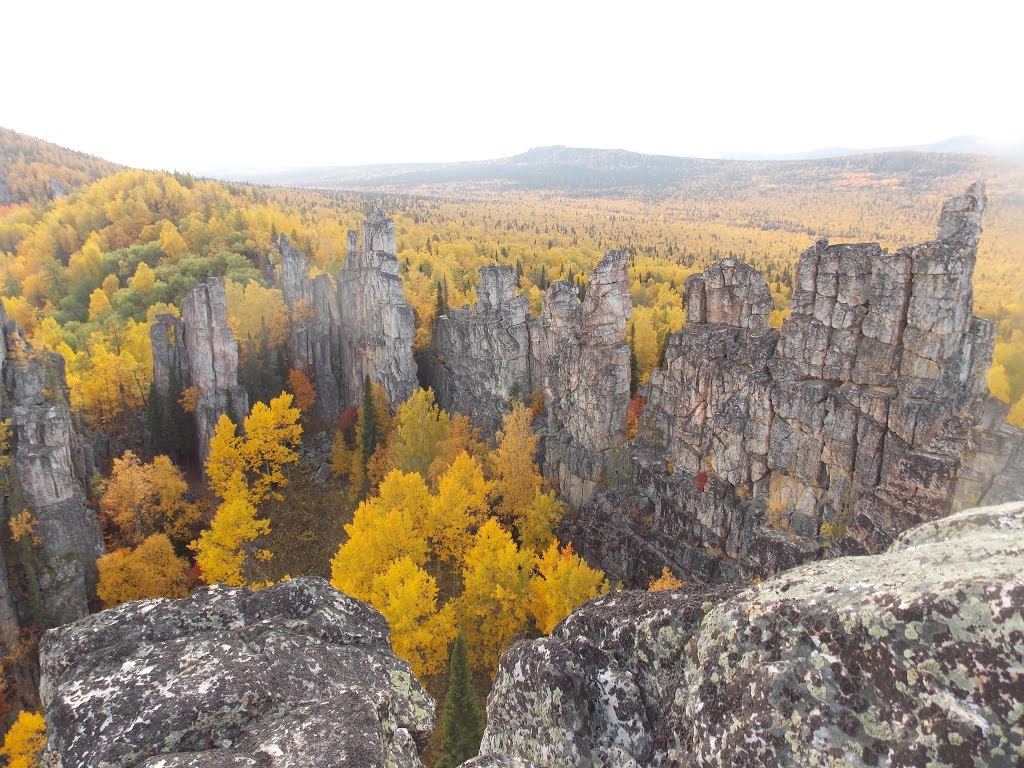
[
  {"left": 629, "top": 325, "right": 640, "bottom": 396},
  {"left": 435, "top": 636, "right": 484, "bottom": 768}
]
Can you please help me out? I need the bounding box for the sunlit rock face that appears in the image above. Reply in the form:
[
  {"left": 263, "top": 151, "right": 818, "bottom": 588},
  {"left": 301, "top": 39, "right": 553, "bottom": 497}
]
[
  {"left": 481, "top": 500, "right": 1024, "bottom": 768},
  {"left": 564, "top": 183, "right": 1024, "bottom": 587},
  {"left": 337, "top": 209, "right": 418, "bottom": 407},
  {"left": 40, "top": 577, "right": 434, "bottom": 768},
  {"left": 535, "top": 250, "right": 632, "bottom": 506},
  {"left": 278, "top": 234, "right": 345, "bottom": 421},
  {"left": 0, "top": 305, "right": 103, "bottom": 630},
  {"left": 428, "top": 265, "right": 533, "bottom": 434},
  {"left": 178, "top": 277, "right": 249, "bottom": 465}
]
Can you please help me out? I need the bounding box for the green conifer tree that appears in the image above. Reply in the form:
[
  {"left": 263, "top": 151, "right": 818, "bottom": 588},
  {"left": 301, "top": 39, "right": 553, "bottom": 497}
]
[{"left": 435, "top": 635, "right": 484, "bottom": 768}]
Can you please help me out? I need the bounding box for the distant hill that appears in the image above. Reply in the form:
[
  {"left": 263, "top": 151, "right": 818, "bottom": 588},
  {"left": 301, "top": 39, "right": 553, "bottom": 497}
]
[
  {"left": 230, "top": 144, "right": 1024, "bottom": 202},
  {"left": 0, "top": 127, "right": 123, "bottom": 207}
]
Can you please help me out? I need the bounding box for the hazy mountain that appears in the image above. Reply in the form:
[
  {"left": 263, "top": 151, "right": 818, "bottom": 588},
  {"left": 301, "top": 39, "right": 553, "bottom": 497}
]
[{"left": 0, "top": 127, "right": 123, "bottom": 205}]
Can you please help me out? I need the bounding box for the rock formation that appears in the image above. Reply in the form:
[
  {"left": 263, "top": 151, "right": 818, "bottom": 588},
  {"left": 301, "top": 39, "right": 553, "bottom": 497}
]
[
  {"left": 39, "top": 577, "right": 434, "bottom": 767},
  {"left": 565, "top": 183, "right": 1024, "bottom": 586},
  {"left": 278, "top": 234, "right": 345, "bottom": 421},
  {"left": 481, "top": 500, "right": 1024, "bottom": 767},
  {"left": 0, "top": 305, "right": 102, "bottom": 631},
  {"left": 151, "top": 278, "right": 248, "bottom": 465},
  {"left": 337, "top": 209, "right": 418, "bottom": 406},
  {"left": 427, "top": 265, "right": 533, "bottom": 433},
  {"left": 533, "top": 251, "right": 632, "bottom": 505}
]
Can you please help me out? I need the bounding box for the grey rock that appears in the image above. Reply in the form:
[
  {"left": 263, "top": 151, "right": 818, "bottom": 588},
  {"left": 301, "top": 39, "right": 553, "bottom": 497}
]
[
  {"left": 40, "top": 577, "right": 434, "bottom": 768},
  {"left": 428, "top": 265, "right": 533, "bottom": 434},
  {"left": 0, "top": 306, "right": 103, "bottom": 629},
  {"left": 180, "top": 278, "right": 249, "bottom": 465},
  {"left": 536, "top": 251, "right": 632, "bottom": 506},
  {"left": 278, "top": 234, "right": 345, "bottom": 421},
  {"left": 568, "top": 184, "right": 1018, "bottom": 586},
  {"left": 482, "top": 500, "right": 1024, "bottom": 767},
  {"left": 337, "top": 210, "right": 418, "bottom": 406}
]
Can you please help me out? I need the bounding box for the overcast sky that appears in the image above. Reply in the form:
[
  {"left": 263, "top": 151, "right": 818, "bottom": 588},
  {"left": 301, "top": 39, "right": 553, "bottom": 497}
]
[{"left": 3, "top": 0, "right": 1020, "bottom": 173}]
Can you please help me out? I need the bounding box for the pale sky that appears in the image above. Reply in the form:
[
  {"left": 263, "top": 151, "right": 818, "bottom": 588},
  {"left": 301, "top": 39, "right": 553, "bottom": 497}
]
[{"left": 2, "top": 0, "right": 1021, "bottom": 173}]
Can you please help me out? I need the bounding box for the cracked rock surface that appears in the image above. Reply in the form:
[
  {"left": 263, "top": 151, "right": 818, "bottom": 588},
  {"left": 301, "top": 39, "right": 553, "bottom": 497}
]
[
  {"left": 39, "top": 577, "right": 434, "bottom": 768},
  {"left": 482, "top": 501, "right": 1024, "bottom": 767},
  {"left": 566, "top": 183, "right": 1024, "bottom": 586}
]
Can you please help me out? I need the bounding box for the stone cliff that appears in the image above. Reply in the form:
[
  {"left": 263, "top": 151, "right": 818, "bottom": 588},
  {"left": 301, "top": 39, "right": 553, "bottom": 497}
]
[
  {"left": 427, "top": 265, "right": 533, "bottom": 433},
  {"left": 480, "top": 500, "right": 1024, "bottom": 767},
  {"left": 0, "top": 306, "right": 102, "bottom": 632},
  {"left": 564, "top": 183, "right": 1024, "bottom": 586},
  {"left": 39, "top": 577, "right": 434, "bottom": 767},
  {"left": 534, "top": 252, "right": 632, "bottom": 505},
  {"left": 151, "top": 278, "right": 248, "bottom": 465},
  {"left": 278, "top": 234, "right": 345, "bottom": 421},
  {"left": 337, "top": 209, "right": 418, "bottom": 406}
]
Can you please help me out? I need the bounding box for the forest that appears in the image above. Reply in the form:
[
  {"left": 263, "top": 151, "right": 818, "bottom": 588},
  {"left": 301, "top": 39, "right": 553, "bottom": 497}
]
[{"left": 0, "top": 129, "right": 1022, "bottom": 766}]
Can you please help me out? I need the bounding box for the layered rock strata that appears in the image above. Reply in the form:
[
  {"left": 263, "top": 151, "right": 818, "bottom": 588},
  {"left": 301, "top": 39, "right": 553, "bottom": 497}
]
[
  {"left": 482, "top": 500, "right": 1024, "bottom": 767},
  {"left": 533, "top": 251, "right": 632, "bottom": 505},
  {"left": 0, "top": 305, "right": 102, "bottom": 630},
  {"left": 278, "top": 234, "right": 344, "bottom": 421},
  {"left": 337, "top": 209, "right": 418, "bottom": 406},
  {"left": 428, "top": 265, "right": 533, "bottom": 433},
  {"left": 151, "top": 278, "right": 248, "bottom": 465},
  {"left": 565, "top": 183, "right": 1024, "bottom": 585},
  {"left": 39, "top": 577, "right": 434, "bottom": 768}
]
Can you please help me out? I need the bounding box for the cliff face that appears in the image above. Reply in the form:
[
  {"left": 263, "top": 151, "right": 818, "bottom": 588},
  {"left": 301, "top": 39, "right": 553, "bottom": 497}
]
[
  {"left": 428, "top": 265, "right": 533, "bottom": 433},
  {"left": 151, "top": 278, "right": 249, "bottom": 465},
  {"left": 534, "top": 251, "right": 632, "bottom": 506},
  {"left": 565, "top": 183, "right": 1024, "bottom": 586},
  {"left": 0, "top": 308, "right": 102, "bottom": 631},
  {"left": 481, "top": 500, "right": 1024, "bottom": 768},
  {"left": 39, "top": 577, "right": 433, "bottom": 767},
  {"left": 278, "top": 234, "right": 345, "bottom": 421},
  {"left": 337, "top": 210, "right": 418, "bottom": 406}
]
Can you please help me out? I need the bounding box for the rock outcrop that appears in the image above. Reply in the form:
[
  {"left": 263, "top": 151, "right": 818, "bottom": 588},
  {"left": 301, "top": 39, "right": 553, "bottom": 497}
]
[
  {"left": 40, "top": 577, "right": 434, "bottom": 767},
  {"left": 337, "top": 209, "right": 418, "bottom": 406},
  {"left": 533, "top": 251, "right": 632, "bottom": 505},
  {"left": 481, "top": 500, "right": 1024, "bottom": 768},
  {"left": 151, "top": 278, "right": 249, "bottom": 465},
  {"left": 278, "top": 234, "right": 345, "bottom": 421},
  {"left": 566, "top": 183, "right": 1024, "bottom": 585},
  {"left": 427, "top": 265, "right": 533, "bottom": 433},
  {"left": 0, "top": 306, "right": 102, "bottom": 630}
]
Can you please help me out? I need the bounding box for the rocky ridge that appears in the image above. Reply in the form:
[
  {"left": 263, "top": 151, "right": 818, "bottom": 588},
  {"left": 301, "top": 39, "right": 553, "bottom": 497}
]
[
  {"left": 0, "top": 304, "right": 102, "bottom": 634},
  {"left": 278, "top": 233, "right": 345, "bottom": 421},
  {"left": 480, "top": 500, "right": 1024, "bottom": 767},
  {"left": 152, "top": 278, "right": 248, "bottom": 465},
  {"left": 564, "top": 183, "right": 1024, "bottom": 586},
  {"left": 427, "top": 265, "right": 534, "bottom": 433},
  {"left": 39, "top": 577, "right": 433, "bottom": 767},
  {"left": 336, "top": 209, "right": 418, "bottom": 407}
]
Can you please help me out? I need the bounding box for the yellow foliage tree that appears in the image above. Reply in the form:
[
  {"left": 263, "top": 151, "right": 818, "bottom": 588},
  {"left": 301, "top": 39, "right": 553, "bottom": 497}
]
[
  {"left": 0, "top": 710, "right": 46, "bottom": 768},
  {"left": 518, "top": 490, "right": 566, "bottom": 554},
  {"left": 526, "top": 541, "right": 608, "bottom": 634},
  {"left": 87, "top": 286, "right": 111, "bottom": 320},
  {"left": 369, "top": 556, "right": 457, "bottom": 678},
  {"left": 489, "top": 404, "right": 542, "bottom": 524},
  {"left": 426, "top": 452, "right": 491, "bottom": 564},
  {"left": 224, "top": 279, "right": 289, "bottom": 358},
  {"left": 330, "top": 490, "right": 429, "bottom": 602},
  {"left": 457, "top": 518, "right": 534, "bottom": 672},
  {"left": 158, "top": 220, "right": 188, "bottom": 259},
  {"left": 426, "top": 413, "right": 485, "bottom": 485},
  {"left": 130, "top": 261, "right": 156, "bottom": 295},
  {"left": 390, "top": 388, "right": 450, "bottom": 478},
  {"left": 1009, "top": 398, "right": 1024, "bottom": 428},
  {"left": 648, "top": 566, "right": 685, "bottom": 592},
  {"left": 190, "top": 496, "right": 271, "bottom": 587},
  {"left": 99, "top": 451, "right": 201, "bottom": 546},
  {"left": 96, "top": 534, "right": 192, "bottom": 606},
  {"left": 205, "top": 393, "right": 302, "bottom": 506},
  {"left": 287, "top": 368, "right": 317, "bottom": 416},
  {"left": 989, "top": 363, "right": 1012, "bottom": 403}
]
